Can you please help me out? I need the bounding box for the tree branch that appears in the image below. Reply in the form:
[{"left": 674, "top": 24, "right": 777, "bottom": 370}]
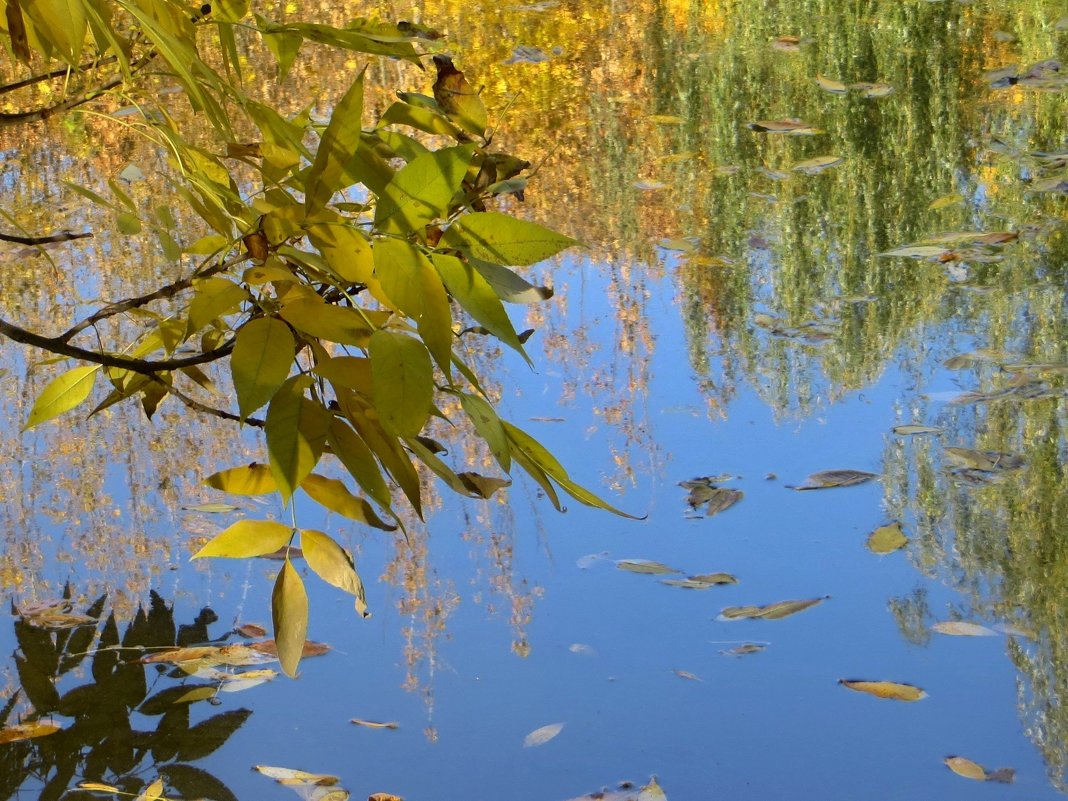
[
  {"left": 0, "top": 231, "right": 92, "bottom": 246},
  {"left": 152, "top": 375, "right": 265, "bottom": 427},
  {"left": 58, "top": 254, "right": 245, "bottom": 343},
  {"left": 0, "top": 54, "right": 120, "bottom": 96},
  {"left": 0, "top": 316, "right": 235, "bottom": 374}
]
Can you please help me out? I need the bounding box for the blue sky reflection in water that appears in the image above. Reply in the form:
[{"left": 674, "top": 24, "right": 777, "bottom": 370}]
[{"left": 2, "top": 0, "right": 1068, "bottom": 798}]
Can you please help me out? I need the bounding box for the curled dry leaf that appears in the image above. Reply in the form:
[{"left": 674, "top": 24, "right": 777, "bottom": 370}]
[
  {"left": 839, "top": 679, "right": 927, "bottom": 701},
  {"left": 523, "top": 722, "right": 564, "bottom": 747},
  {"left": 930, "top": 621, "right": 997, "bottom": 637},
  {"left": 351, "top": 719, "right": 400, "bottom": 729}
]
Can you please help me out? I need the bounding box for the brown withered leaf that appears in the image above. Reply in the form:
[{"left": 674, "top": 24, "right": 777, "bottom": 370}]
[
  {"left": 722, "top": 643, "right": 767, "bottom": 656},
  {"left": 839, "top": 679, "right": 927, "bottom": 701},
  {"left": 719, "top": 596, "right": 828, "bottom": 621},
  {"left": 235, "top": 623, "right": 269, "bottom": 638},
  {"left": 248, "top": 639, "right": 331, "bottom": 658}
]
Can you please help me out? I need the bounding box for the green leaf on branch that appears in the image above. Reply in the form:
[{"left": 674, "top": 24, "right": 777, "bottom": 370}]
[
  {"left": 24, "top": 365, "right": 101, "bottom": 430},
  {"left": 265, "top": 377, "right": 331, "bottom": 503},
  {"left": 326, "top": 420, "right": 394, "bottom": 513},
  {"left": 432, "top": 253, "right": 529, "bottom": 358},
  {"left": 301, "top": 529, "right": 369, "bottom": 617},
  {"left": 300, "top": 474, "right": 397, "bottom": 530},
  {"left": 460, "top": 393, "right": 511, "bottom": 472},
  {"left": 188, "top": 277, "right": 248, "bottom": 334},
  {"left": 191, "top": 520, "right": 294, "bottom": 559},
  {"left": 441, "top": 212, "right": 579, "bottom": 266},
  {"left": 374, "top": 145, "right": 475, "bottom": 235},
  {"left": 231, "top": 317, "right": 295, "bottom": 420},
  {"left": 279, "top": 296, "right": 376, "bottom": 347},
  {"left": 369, "top": 331, "right": 433, "bottom": 437},
  {"left": 305, "top": 69, "right": 365, "bottom": 213},
  {"left": 272, "top": 557, "right": 308, "bottom": 677}
]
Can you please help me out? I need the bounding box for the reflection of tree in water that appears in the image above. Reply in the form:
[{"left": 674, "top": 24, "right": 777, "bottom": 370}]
[{"left": 1, "top": 588, "right": 251, "bottom": 801}]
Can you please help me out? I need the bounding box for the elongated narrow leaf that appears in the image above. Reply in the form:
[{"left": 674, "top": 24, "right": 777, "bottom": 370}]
[
  {"left": 440, "top": 212, "right": 579, "bottom": 266},
  {"left": 460, "top": 393, "right": 511, "bottom": 472},
  {"left": 839, "top": 679, "right": 927, "bottom": 701},
  {"left": 232, "top": 318, "right": 294, "bottom": 419},
  {"left": 204, "top": 463, "right": 278, "bottom": 494},
  {"left": 191, "top": 520, "right": 294, "bottom": 559},
  {"left": 326, "top": 419, "right": 393, "bottom": 512},
  {"left": 523, "top": 722, "right": 564, "bottom": 748},
  {"left": 433, "top": 253, "right": 528, "bottom": 358},
  {"left": 25, "top": 365, "right": 101, "bottom": 430},
  {"left": 301, "top": 474, "right": 396, "bottom": 530},
  {"left": 266, "top": 377, "right": 331, "bottom": 502},
  {"left": 374, "top": 145, "right": 475, "bottom": 234},
  {"left": 301, "top": 529, "right": 369, "bottom": 617},
  {"left": 369, "top": 330, "right": 433, "bottom": 437},
  {"left": 306, "top": 70, "right": 365, "bottom": 213},
  {"left": 272, "top": 558, "right": 308, "bottom": 677}
]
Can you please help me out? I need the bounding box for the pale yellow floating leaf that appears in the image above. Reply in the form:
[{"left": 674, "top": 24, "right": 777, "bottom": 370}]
[
  {"left": 634, "top": 180, "right": 668, "bottom": 190},
  {"left": 867, "top": 522, "right": 908, "bottom": 554},
  {"left": 673, "top": 669, "right": 702, "bottom": 682},
  {"left": 877, "top": 244, "right": 951, "bottom": 259},
  {"left": 616, "top": 559, "right": 680, "bottom": 575},
  {"left": 351, "top": 719, "right": 399, "bottom": 729},
  {"left": 135, "top": 778, "right": 165, "bottom": 801},
  {"left": 928, "top": 193, "right": 964, "bottom": 210},
  {"left": 191, "top": 520, "right": 294, "bottom": 559},
  {"left": 182, "top": 503, "right": 241, "bottom": 513},
  {"left": 661, "top": 573, "right": 737, "bottom": 589},
  {"left": 850, "top": 81, "right": 894, "bottom": 98},
  {"left": 722, "top": 643, "right": 767, "bottom": 656},
  {"left": 658, "top": 237, "right": 696, "bottom": 252},
  {"left": 944, "top": 756, "right": 987, "bottom": 780},
  {"left": 930, "top": 621, "right": 998, "bottom": 637},
  {"left": 0, "top": 720, "right": 62, "bottom": 744},
  {"left": 254, "top": 766, "right": 339, "bottom": 786},
  {"left": 815, "top": 75, "right": 847, "bottom": 94},
  {"left": 839, "top": 679, "right": 927, "bottom": 701},
  {"left": 892, "top": 424, "right": 942, "bottom": 436},
  {"left": 792, "top": 155, "right": 843, "bottom": 175},
  {"left": 523, "top": 722, "right": 564, "bottom": 747},
  {"left": 636, "top": 776, "right": 667, "bottom": 801}
]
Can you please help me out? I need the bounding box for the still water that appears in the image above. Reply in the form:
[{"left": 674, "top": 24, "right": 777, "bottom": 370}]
[{"left": 1, "top": 0, "right": 1067, "bottom": 799}]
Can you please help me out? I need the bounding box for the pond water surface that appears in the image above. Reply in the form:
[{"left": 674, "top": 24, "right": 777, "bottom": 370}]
[{"left": 1, "top": 0, "right": 1067, "bottom": 799}]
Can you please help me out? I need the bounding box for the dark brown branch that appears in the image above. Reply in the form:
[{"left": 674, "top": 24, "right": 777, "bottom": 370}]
[
  {"left": 0, "top": 230, "right": 92, "bottom": 246},
  {"left": 0, "top": 316, "right": 235, "bottom": 374},
  {"left": 152, "top": 375, "right": 265, "bottom": 427},
  {"left": 59, "top": 255, "right": 244, "bottom": 343},
  {"left": 0, "top": 54, "right": 120, "bottom": 95}
]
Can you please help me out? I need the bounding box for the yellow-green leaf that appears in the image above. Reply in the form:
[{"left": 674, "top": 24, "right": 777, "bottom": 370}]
[
  {"left": 280, "top": 296, "right": 374, "bottom": 346},
  {"left": 136, "top": 778, "right": 165, "bottom": 801},
  {"left": 187, "top": 277, "right": 248, "bottom": 333},
  {"left": 944, "top": 756, "right": 987, "bottom": 780},
  {"left": 866, "top": 522, "right": 908, "bottom": 554},
  {"left": 839, "top": 679, "right": 927, "bottom": 701},
  {"left": 24, "top": 365, "right": 101, "bottom": 430},
  {"left": 266, "top": 378, "right": 331, "bottom": 502},
  {"left": 204, "top": 463, "right": 278, "bottom": 494},
  {"left": 300, "top": 474, "right": 396, "bottom": 530},
  {"left": 374, "top": 145, "right": 475, "bottom": 234},
  {"left": 433, "top": 253, "right": 528, "bottom": 358},
  {"left": 24, "top": 0, "right": 86, "bottom": 63},
  {"left": 326, "top": 419, "right": 393, "bottom": 511},
  {"left": 440, "top": 212, "right": 579, "bottom": 266},
  {"left": 460, "top": 393, "right": 511, "bottom": 472},
  {"left": 191, "top": 519, "right": 294, "bottom": 559},
  {"left": 0, "top": 720, "right": 62, "bottom": 744},
  {"left": 301, "top": 529, "right": 369, "bottom": 617},
  {"left": 369, "top": 330, "right": 433, "bottom": 437},
  {"left": 305, "top": 69, "right": 365, "bottom": 213},
  {"left": 232, "top": 317, "right": 295, "bottom": 419},
  {"left": 272, "top": 558, "right": 308, "bottom": 677}
]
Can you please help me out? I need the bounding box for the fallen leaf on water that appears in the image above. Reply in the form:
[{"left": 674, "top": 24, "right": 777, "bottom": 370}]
[
  {"left": 815, "top": 75, "right": 847, "bottom": 94},
  {"left": 254, "top": 766, "right": 339, "bottom": 786},
  {"left": 637, "top": 776, "right": 667, "bottom": 801},
  {"left": 771, "top": 35, "right": 808, "bottom": 52},
  {"left": 351, "top": 719, "right": 400, "bottom": 729},
  {"left": 931, "top": 621, "right": 997, "bottom": 637},
  {"left": 944, "top": 447, "right": 1024, "bottom": 473},
  {"left": 686, "top": 486, "right": 743, "bottom": 517},
  {"left": 877, "top": 244, "right": 951, "bottom": 259},
  {"left": 576, "top": 551, "right": 610, "bottom": 569},
  {"left": 634, "top": 180, "right": 668, "bottom": 191},
  {"left": 503, "top": 45, "right": 553, "bottom": 64},
  {"left": 746, "top": 119, "right": 821, "bottom": 135},
  {"left": 788, "top": 469, "right": 877, "bottom": 490},
  {"left": 235, "top": 622, "right": 268, "bottom": 638},
  {"left": 673, "top": 669, "right": 702, "bottom": 682},
  {"left": 647, "top": 114, "right": 685, "bottom": 124},
  {"left": 182, "top": 503, "right": 241, "bottom": 513},
  {"left": 135, "top": 778, "right": 165, "bottom": 801},
  {"left": 569, "top": 643, "right": 597, "bottom": 656},
  {"left": 928, "top": 193, "right": 964, "bottom": 210},
  {"left": 722, "top": 643, "right": 767, "bottom": 656},
  {"left": 867, "top": 522, "right": 908, "bottom": 554},
  {"left": 524, "top": 722, "right": 564, "bottom": 747},
  {"left": 719, "top": 596, "right": 828, "bottom": 621},
  {"left": 616, "top": 559, "right": 680, "bottom": 575},
  {"left": 0, "top": 720, "right": 62, "bottom": 744},
  {"left": 792, "top": 155, "right": 843, "bottom": 175},
  {"left": 368, "top": 794, "right": 404, "bottom": 801},
  {"left": 892, "top": 424, "right": 942, "bottom": 436},
  {"left": 661, "top": 573, "right": 737, "bottom": 589},
  {"left": 78, "top": 782, "right": 122, "bottom": 792},
  {"left": 850, "top": 81, "right": 894, "bottom": 98},
  {"left": 944, "top": 756, "right": 1014, "bottom": 782},
  {"left": 839, "top": 679, "right": 927, "bottom": 701},
  {"left": 658, "top": 237, "right": 697, "bottom": 252}
]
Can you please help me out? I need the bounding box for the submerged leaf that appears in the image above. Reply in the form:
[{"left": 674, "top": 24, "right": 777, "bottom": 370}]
[
  {"left": 673, "top": 669, "right": 702, "bottom": 682},
  {"left": 792, "top": 155, "right": 843, "bottom": 175},
  {"left": 892, "top": 424, "right": 942, "bottom": 436},
  {"left": 616, "top": 560, "right": 680, "bottom": 575},
  {"left": 746, "top": 119, "right": 820, "bottom": 134},
  {"left": 351, "top": 719, "right": 399, "bottom": 729},
  {"left": 722, "top": 643, "right": 767, "bottom": 656},
  {"left": 789, "top": 470, "right": 877, "bottom": 490},
  {"left": 839, "top": 679, "right": 926, "bottom": 701},
  {"left": 661, "top": 573, "right": 737, "bottom": 589},
  {"left": 944, "top": 447, "right": 1024, "bottom": 472},
  {"left": 254, "top": 766, "right": 339, "bottom": 786},
  {"left": 719, "top": 596, "right": 828, "bottom": 621},
  {"left": 523, "top": 722, "right": 564, "bottom": 747}
]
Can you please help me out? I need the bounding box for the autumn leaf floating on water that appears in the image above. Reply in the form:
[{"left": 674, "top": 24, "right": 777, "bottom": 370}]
[
  {"left": 524, "top": 722, "right": 564, "bottom": 747},
  {"left": 930, "top": 621, "right": 998, "bottom": 637},
  {"left": 788, "top": 469, "right": 877, "bottom": 490},
  {"left": 866, "top": 522, "right": 908, "bottom": 554},
  {"left": 791, "top": 155, "right": 843, "bottom": 175},
  {"left": 944, "top": 756, "right": 1015, "bottom": 783},
  {"left": 746, "top": 119, "right": 821, "bottom": 135},
  {"left": 892, "top": 424, "right": 942, "bottom": 436},
  {"left": 673, "top": 669, "right": 703, "bottom": 682},
  {"left": 661, "top": 573, "right": 737, "bottom": 589},
  {"left": 838, "top": 679, "right": 927, "bottom": 701},
  {"left": 721, "top": 642, "right": 767, "bottom": 656},
  {"left": 564, "top": 776, "right": 666, "bottom": 801},
  {"left": 15, "top": 598, "right": 99, "bottom": 630},
  {"left": 718, "top": 596, "right": 828, "bottom": 621},
  {"left": 351, "top": 719, "right": 400, "bottom": 730},
  {"left": 616, "top": 559, "right": 680, "bottom": 576},
  {"left": 0, "top": 720, "right": 63, "bottom": 744},
  {"left": 679, "top": 475, "right": 743, "bottom": 517}
]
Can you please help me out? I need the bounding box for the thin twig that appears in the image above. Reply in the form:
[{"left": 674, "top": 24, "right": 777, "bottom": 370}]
[
  {"left": 0, "top": 54, "right": 119, "bottom": 95},
  {"left": 148, "top": 374, "right": 265, "bottom": 427},
  {"left": 0, "top": 231, "right": 92, "bottom": 246}
]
